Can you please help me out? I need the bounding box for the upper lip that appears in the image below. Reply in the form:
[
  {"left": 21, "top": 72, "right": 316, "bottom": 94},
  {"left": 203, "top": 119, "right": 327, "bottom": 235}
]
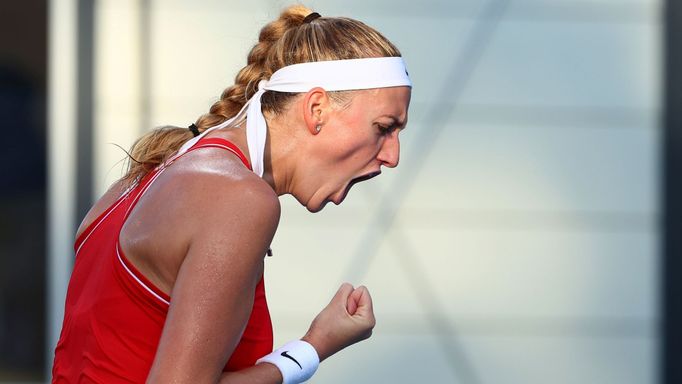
[{"left": 350, "top": 170, "right": 382, "bottom": 185}]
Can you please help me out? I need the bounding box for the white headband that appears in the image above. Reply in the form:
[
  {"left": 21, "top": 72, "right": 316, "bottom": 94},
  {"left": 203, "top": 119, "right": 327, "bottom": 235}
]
[{"left": 176, "top": 57, "right": 412, "bottom": 176}]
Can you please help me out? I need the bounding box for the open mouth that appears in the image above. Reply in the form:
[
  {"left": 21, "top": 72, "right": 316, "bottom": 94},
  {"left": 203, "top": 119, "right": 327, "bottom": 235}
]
[{"left": 334, "top": 171, "right": 382, "bottom": 205}]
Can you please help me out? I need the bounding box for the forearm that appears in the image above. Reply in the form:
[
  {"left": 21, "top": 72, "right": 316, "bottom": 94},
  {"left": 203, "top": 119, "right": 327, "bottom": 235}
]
[
  {"left": 162, "top": 282, "right": 373, "bottom": 384},
  {"left": 219, "top": 362, "right": 283, "bottom": 384}
]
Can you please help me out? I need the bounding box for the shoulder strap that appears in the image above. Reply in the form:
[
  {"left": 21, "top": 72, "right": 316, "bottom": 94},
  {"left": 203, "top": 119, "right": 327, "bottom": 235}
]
[
  {"left": 168, "top": 137, "right": 252, "bottom": 171},
  {"left": 121, "top": 137, "right": 252, "bottom": 223}
]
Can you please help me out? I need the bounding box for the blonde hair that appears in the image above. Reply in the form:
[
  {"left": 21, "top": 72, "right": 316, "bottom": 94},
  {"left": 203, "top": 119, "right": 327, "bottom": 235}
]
[{"left": 123, "top": 5, "right": 401, "bottom": 183}]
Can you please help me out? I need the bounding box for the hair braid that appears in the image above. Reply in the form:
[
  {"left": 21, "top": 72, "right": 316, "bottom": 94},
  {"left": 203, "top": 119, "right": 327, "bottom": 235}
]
[{"left": 122, "top": 4, "right": 401, "bottom": 184}]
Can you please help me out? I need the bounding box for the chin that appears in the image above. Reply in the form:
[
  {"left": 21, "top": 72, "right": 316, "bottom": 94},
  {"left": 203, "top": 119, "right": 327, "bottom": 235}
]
[
  {"left": 295, "top": 189, "right": 335, "bottom": 213},
  {"left": 305, "top": 199, "right": 329, "bottom": 213}
]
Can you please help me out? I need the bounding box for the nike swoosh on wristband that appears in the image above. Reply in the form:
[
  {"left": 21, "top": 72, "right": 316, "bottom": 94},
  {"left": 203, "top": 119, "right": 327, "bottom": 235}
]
[{"left": 280, "top": 351, "right": 302, "bottom": 370}]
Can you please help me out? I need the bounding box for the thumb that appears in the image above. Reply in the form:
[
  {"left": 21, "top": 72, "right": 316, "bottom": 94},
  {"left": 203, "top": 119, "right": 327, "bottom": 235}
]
[
  {"left": 351, "top": 286, "right": 373, "bottom": 316},
  {"left": 330, "top": 282, "right": 355, "bottom": 307},
  {"left": 346, "top": 288, "right": 361, "bottom": 315}
]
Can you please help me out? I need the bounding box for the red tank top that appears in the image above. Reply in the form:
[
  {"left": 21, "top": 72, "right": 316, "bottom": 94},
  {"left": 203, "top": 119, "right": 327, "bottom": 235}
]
[{"left": 52, "top": 138, "right": 273, "bottom": 383}]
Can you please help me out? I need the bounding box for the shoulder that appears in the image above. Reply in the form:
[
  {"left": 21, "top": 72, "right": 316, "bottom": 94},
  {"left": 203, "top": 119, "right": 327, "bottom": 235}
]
[{"left": 151, "top": 146, "right": 281, "bottom": 242}]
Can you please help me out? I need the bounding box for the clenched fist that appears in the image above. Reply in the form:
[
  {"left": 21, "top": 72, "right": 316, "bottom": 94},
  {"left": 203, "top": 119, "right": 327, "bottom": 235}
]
[{"left": 301, "top": 283, "right": 376, "bottom": 362}]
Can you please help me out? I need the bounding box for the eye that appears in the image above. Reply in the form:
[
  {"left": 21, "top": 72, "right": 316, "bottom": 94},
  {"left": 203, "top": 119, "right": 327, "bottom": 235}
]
[{"left": 376, "top": 123, "right": 396, "bottom": 135}]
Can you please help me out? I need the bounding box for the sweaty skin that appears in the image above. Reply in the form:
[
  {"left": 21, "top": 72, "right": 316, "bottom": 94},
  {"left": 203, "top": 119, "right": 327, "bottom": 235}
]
[{"left": 75, "top": 86, "right": 410, "bottom": 383}]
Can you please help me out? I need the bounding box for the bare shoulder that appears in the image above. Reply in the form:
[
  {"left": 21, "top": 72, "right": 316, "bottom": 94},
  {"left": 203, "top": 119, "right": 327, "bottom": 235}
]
[
  {"left": 130, "top": 147, "right": 281, "bottom": 258},
  {"left": 143, "top": 150, "right": 280, "bottom": 382},
  {"left": 165, "top": 147, "right": 280, "bottom": 224}
]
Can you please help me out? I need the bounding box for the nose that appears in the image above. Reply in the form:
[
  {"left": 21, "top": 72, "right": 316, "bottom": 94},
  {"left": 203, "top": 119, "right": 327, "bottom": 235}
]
[{"left": 377, "top": 132, "right": 400, "bottom": 168}]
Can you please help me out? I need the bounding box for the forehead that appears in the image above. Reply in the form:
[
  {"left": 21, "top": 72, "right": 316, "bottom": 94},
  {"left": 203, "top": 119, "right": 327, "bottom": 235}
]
[{"left": 352, "top": 86, "right": 411, "bottom": 117}]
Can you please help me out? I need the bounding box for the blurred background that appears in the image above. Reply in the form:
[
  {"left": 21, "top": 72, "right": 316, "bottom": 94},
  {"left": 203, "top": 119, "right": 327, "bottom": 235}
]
[{"left": 1, "top": 0, "right": 678, "bottom": 383}]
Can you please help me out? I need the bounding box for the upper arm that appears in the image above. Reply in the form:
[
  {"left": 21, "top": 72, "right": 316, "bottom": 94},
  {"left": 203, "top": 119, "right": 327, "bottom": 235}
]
[{"left": 146, "top": 174, "right": 280, "bottom": 383}]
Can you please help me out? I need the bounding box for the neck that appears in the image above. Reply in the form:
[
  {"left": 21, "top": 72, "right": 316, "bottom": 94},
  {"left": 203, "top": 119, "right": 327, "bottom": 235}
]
[{"left": 260, "top": 113, "right": 300, "bottom": 197}]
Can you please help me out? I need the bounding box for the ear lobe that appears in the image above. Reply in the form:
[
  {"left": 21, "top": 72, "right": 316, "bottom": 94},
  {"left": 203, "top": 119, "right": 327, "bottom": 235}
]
[{"left": 302, "top": 87, "right": 328, "bottom": 135}]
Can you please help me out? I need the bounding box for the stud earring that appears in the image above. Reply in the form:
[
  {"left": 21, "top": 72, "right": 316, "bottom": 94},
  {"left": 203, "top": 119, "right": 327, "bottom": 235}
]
[{"left": 315, "top": 125, "right": 321, "bottom": 132}]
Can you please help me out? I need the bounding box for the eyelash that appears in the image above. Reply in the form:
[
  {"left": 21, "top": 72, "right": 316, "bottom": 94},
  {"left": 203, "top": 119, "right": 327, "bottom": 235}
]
[{"left": 377, "top": 124, "right": 396, "bottom": 134}]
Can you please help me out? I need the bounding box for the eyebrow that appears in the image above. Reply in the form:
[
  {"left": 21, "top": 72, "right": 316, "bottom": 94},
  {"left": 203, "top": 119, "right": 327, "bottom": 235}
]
[{"left": 385, "top": 115, "right": 407, "bottom": 130}]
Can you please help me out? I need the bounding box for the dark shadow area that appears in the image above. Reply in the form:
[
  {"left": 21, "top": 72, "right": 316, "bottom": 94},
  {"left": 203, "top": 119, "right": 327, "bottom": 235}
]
[{"left": 0, "top": 0, "right": 47, "bottom": 381}]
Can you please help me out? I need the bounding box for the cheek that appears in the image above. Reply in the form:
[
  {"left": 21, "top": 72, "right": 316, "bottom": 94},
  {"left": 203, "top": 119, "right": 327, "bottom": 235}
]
[
  {"left": 320, "top": 110, "right": 380, "bottom": 165},
  {"left": 334, "top": 133, "right": 379, "bottom": 164},
  {"left": 334, "top": 143, "right": 382, "bottom": 179},
  {"left": 320, "top": 129, "right": 364, "bottom": 159}
]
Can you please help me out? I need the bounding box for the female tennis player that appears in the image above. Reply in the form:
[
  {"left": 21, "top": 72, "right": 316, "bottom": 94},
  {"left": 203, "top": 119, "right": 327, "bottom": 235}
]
[{"left": 52, "top": 5, "right": 411, "bottom": 383}]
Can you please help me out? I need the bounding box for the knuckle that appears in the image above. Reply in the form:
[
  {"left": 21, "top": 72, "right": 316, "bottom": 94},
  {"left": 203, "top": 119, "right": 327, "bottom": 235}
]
[{"left": 362, "top": 316, "right": 376, "bottom": 330}]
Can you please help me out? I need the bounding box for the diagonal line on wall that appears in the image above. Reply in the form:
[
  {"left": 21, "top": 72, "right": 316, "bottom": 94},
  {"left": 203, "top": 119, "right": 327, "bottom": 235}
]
[
  {"left": 344, "top": 0, "right": 509, "bottom": 291},
  {"left": 342, "top": 1, "right": 511, "bottom": 383},
  {"left": 388, "top": 226, "right": 483, "bottom": 384}
]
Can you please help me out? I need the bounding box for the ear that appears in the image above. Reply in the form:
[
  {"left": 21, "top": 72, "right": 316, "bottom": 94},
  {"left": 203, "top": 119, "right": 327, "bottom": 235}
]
[{"left": 301, "top": 87, "right": 330, "bottom": 135}]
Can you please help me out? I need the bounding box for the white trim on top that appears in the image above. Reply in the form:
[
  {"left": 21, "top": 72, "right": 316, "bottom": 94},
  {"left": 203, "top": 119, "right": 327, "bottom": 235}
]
[
  {"left": 75, "top": 189, "right": 131, "bottom": 257},
  {"left": 123, "top": 168, "right": 166, "bottom": 219},
  {"left": 116, "top": 245, "right": 170, "bottom": 306}
]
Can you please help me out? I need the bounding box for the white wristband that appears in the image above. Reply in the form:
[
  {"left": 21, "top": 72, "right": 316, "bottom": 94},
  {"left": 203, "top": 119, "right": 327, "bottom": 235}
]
[{"left": 256, "top": 340, "right": 320, "bottom": 384}]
